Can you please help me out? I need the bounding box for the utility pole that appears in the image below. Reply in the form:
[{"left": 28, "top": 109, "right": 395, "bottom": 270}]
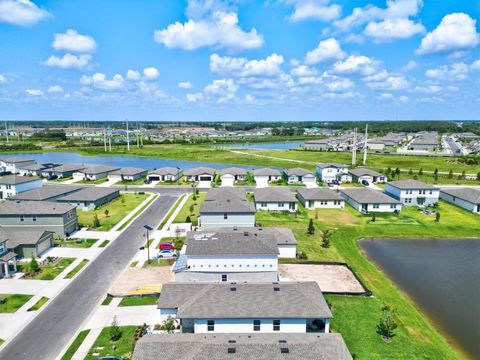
[
  {"left": 108, "top": 127, "right": 112, "bottom": 152},
  {"left": 5, "top": 121, "right": 8, "bottom": 143},
  {"left": 363, "top": 124, "right": 368, "bottom": 165},
  {"left": 140, "top": 122, "right": 143, "bottom": 147},
  {"left": 136, "top": 120, "right": 140, "bottom": 148},
  {"left": 126, "top": 119, "right": 130, "bottom": 151},
  {"left": 352, "top": 128, "right": 357, "bottom": 166},
  {"left": 103, "top": 128, "right": 107, "bottom": 152}
]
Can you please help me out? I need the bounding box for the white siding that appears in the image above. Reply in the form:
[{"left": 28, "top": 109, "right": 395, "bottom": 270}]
[
  {"left": 194, "top": 318, "right": 307, "bottom": 334},
  {"left": 0, "top": 179, "right": 42, "bottom": 199},
  {"left": 199, "top": 213, "right": 255, "bottom": 229},
  {"left": 343, "top": 196, "right": 401, "bottom": 213},
  {"left": 440, "top": 192, "right": 480, "bottom": 213},
  {"left": 255, "top": 202, "right": 297, "bottom": 212},
  {"left": 386, "top": 184, "right": 439, "bottom": 206},
  {"left": 278, "top": 244, "right": 296, "bottom": 258},
  {"left": 316, "top": 166, "right": 349, "bottom": 183},
  {"left": 298, "top": 195, "right": 344, "bottom": 210}
]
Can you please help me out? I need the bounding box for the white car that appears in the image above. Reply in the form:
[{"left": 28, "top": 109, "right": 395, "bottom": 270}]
[{"left": 156, "top": 249, "right": 179, "bottom": 259}]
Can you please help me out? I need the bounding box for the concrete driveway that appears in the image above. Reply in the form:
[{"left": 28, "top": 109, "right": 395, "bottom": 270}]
[
  {"left": 98, "top": 178, "right": 119, "bottom": 187},
  {"left": 255, "top": 178, "right": 269, "bottom": 188},
  {"left": 221, "top": 177, "right": 234, "bottom": 187},
  {"left": 198, "top": 180, "right": 211, "bottom": 188}
]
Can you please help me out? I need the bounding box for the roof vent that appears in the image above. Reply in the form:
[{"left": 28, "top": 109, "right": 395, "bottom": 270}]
[
  {"left": 230, "top": 287, "right": 237, "bottom": 292},
  {"left": 233, "top": 226, "right": 238, "bottom": 231},
  {"left": 228, "top": 340, "right": 236, "bottom": 344},
  {"left": 278, "top": 340, "right": 287, "bottom": 343},
  {"left": 273, "top": 287, "right": 280, "bottom": 292},
  {"left": 280, "top": 347, "right": 289, "bottom": 354},
  {"left": 227, "top": 348, "right": 236, "bottom": 354},
  {"left": 243, "top": 231, "right": 249, "bottom": 236}
]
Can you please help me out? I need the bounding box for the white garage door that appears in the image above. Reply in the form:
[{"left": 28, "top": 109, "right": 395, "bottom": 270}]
[{"left": 221, "top": 175, "right": 234, "bottom": 187}]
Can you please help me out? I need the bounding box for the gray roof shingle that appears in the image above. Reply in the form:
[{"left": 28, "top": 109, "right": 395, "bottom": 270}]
[
  {"left": 205, "top": 226, "right": 297, "bottom": 245},
  {"left": 387, "top": 180, "right": 434, "bottom": 189},
  {"left": 340, "top": 188, "right": 401, "bottom": 204},
  {"left": 1, "top": 230, "right": 53, "bottom": 248},
  {"left": 184, "top": 167, "right": 216, "bottom": 176},
  {"left": 79, "top": 165, "right": 120, "bottom": 175},
  {"left": 253, "top": 168, "right": 281, "bottom": 176},
  {"left": 284, "top": 168, "right": 314, "bottom": 177},
  {"left": 0, "top": 175, "right": 41, "bottom": 185},
  {"left": 348, "top": 168, "right": 384, "bottom": 177},
  {"left": 220, "top": 167, "right": 247, "bottom": 176},
  {"left": 201, "top": 188, "right": 255, "bottom": 213},
  {"left": 0, "top": 201, "right": 76, "bottom": 215},
  {"left": 46, "top": 164, "right": 86, "bottom": 173},
  {"left": 254, "top": 188, "right": 297, "bottom": 203},
  {"left": 57, "top": 187, "right": 119, "bottom": 202},
  {"left": 297, "top": 188, "right": 343, "bottom": 201},
  {"left": 149, "top": 167, "right": 182, "bottom": 176},
  {"left": 0, "top": 157, "right": 34, "bottom": 164},
  {"left": 9, "top": 185, "right": 82, "bottom": 201},
  {"left": 316, "top": 163, "right": 348, "bottom": 169},
  {"left": 109, "top": 167, "right": 147, "bottom": 176},
  {"left": 440, "top": 188, "right": 480, "bottom": 204}
]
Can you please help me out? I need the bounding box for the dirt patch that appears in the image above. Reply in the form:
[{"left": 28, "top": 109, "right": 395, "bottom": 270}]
[
  {"left": 279, "top": 263, "right": 365, "bottom": 293},
  {"left": 109, "top": 266, "right": 173, "bottom": 297}
]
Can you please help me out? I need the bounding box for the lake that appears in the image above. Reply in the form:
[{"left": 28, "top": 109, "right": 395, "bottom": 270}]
[
  {"left": 1, "top": 152, "right": 261, "bottom": 171},
  {"left": 360, "top": 238, "right": 480, "bottom": 359},
  {"left": 218, "top": 141, "right": 304, "bottom": 150}
]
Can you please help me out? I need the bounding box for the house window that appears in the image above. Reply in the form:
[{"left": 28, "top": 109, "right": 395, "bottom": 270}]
[
  {"left": 207, "top": 320, "right": 215, "bottom": 332},
  {"left": 390, "top": 204, "right": 396, "bottom": 209},
  {"left": 20, "top": 215, "right": 24, "bottom": 222},
  {"left": 308, "top": 200, "right": 314, "bottom": 208},
  {"left": 32, "top": 216, "right": 37, "bottom": 222},
  {"left": 223, "top": 213, "right": 228, "bottom": 219},
  {"left": 222, "top": 274, "right": 227, "bottom": 282},
  {"left": 253, "top": 320, "right": 261, "bottom": 331},
  {"left": 273, "top": 320, "right": 281, "bottom": 331},
  {"left": 278, "top": 202, "right": 284, "bottom": 207},
  {"left": 261, "top": 202, "right": 267, "bottom": 207},
  {"left": 373, "top": 204, "right": 379, "bottom": 209}
]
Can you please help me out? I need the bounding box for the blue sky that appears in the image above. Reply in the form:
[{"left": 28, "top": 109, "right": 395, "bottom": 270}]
[{"left": 0, "top": 0, "right": 479, "bottom": 122}]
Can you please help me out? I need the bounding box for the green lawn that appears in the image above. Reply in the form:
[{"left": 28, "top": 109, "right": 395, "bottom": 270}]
[
  {"left": 65, "top": 259, "right": 89, "bottom": 279},
  {"left": 116, "top": 176, "right": 147, "bottom": 185},
  {"left": 143, "top": 258, "right": 172, "bottom": 267},
  {"left": 118, "top": 194, "right": 157, "bottom": 231},
  {"left": 173, "top": 192, "right": 206, "bottom": 225},
  {"left": 98, "top": 240, "right": 109, "bottom": 248},
  {"left": 256, "top": 201, "right": 480, "bottom": 359},
  {"left": 118, "top": 295, "right": 158, "bottom": 307},
  {"left": 27, "top": 296, "right": 49, "bottom": 311},
  {"left": 55, "top": 238, "right": 98, "bottom": 248},
  {"left": 85, "top": 326, "right": 137, "bottom": 360},
  {"left": 157, "top": 194, "right": 185, "bottom": 229},
  {"left": 60, "top": 330, "right": 90, "bottom": 360},
  {"left": 101, "top": 295, "right": 113, "bottom": 305},
  {"left": 76, "top": 177, "right": 109, "bottom": 185},
  {"left": 78, "top": 193, "right": 148, "bottom": 231},
  {"left": 161, "top": 236, "right": 185, "bottom": 251},
  {"left": 0, "top": 294, "right": 33, "bottom": 313},
  {"left": 130, "top": 261, "right": 138, "bottom": 267},
  {"left": 18, "top": 258, "right": 76, "bottom": 280},
  {"left": 50, "top": 176, "right": 73, "bottom": 182}
]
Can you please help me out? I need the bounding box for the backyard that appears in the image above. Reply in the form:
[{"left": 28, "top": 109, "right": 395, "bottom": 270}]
[
  {"left": 77, "top": 193, "right": 148, "bottom": 231},
  {"left": 255, "top": 201, "right": 480, "bottom": 359},
  {"left": 173, "top": 192, "right": 206, "bottom": 226}
]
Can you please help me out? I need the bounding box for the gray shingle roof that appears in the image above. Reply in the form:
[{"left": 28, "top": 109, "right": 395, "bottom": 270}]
[
  {"left": 441, "top": 188, "right": 480, "bottom": 204},
  {"left": 109, "top": 167, "right": 147, "bottom": 176},
  {"left": 253, "top": 168, "right": 281, "bottom": 176},
  {"left": 57, "top": 187, "right": 119, "bottom": 202},
  {"left": 284, "top": 168, "right": 314, "bottom": 177},
  {"left": 0, "top": 157, "right": 34, "bottom": 164},
  {"left": 340, "top": 188, "right": 401, "bottom": 204},
  {"left": 254, "top": 188, "right": 297, "bottom": 202},
  {"left": 18, "top": 164, "right": 47, "bottom": 171},
  {"left": 348, "top": 168, "right": 384, "bottom": 177},
  {"left": 297, "top": 188, "right": 343, "bottom": 201},
  {"left": 9, "top": 185, "right": 82, "bottom": 201},
  {"left": 0, "top": 201, "right": 76, "bottom": 215},
  {"left": 0, "top": 175, "right": 41, "bottom": 185},
  {"left": 1, "top": 230, "right": 53, "bottom": 248},
  {"left": 387, "top": 179, "right": 434, "bottom": 189},
  {"left": 184, "top": 167, "right": 216, "bottom": 176},
  {"left": 205, "top": 188, "right": 246, "bottom": 201},
  {"left": 185, "top": 230, "right": 279, "bottom": 256},
  {"left": 149, "top": 167, "right": 182, "bottom": 176},
  {"left": 79, "top": 165, "right": 120, "bottom": 175},
  {"left": 206, "top": 226, "right": 297, "bottom": 245},
  {"left": 47, "top": 164, "right": 86, "bottom": 173},
  {"left": 316, "top": 163, "right": 348, "bottom": 169},
  {"left": 159, "top": 282, "right": 332, "bottom": 319},
  {"left": 200, "top": 198, "right": 255, "bottom": 213},
  {"left": 220, "top": 167, "right": 247, "bottom": 176},
  {"left": 133, "top": 333, "right": 353, "bottom": 360}
]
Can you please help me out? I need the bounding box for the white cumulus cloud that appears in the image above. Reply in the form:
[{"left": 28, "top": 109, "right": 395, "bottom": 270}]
[
  {"left": 186, "top": 92, "right": 204, "bottom": 102},
  {"left": 0, "top": 0, "right": 49, "bottom": 26},
  {"left": 290, "top": 65, "right": 318, "bottom": 77},
  {"left": 417, "top": 13, "right": 480, "bottom": 55},
  {"left": 48, "top": 85, "right": 64, "bottom": 93},
  {"left": 44, "top": 53, "right": 92, "bottom": 69},
  {"left": 178, "top": 81, "right": 193, "bottom": 89},
  {"left": 80, "top": 73, "right": 125, "bottom": 91},
  {"left": 305, "top": 38, "right": 346, "bottom": 65},
  {"left": 0, "top": 74, "right": 7, "bottom": 84},
  {"left": 364, "top": 18, "right": 425, "bottom": 41},
  {"left": 52, "top": 29, "right": 97, "bottom": 53},
  {"left": 366, "top": 75, "right": 409, "bottom": 90},
  {"left": 204, "top": 78, "right": 238, "bottom": 102},
  {"left": 143, "top": 67, "right": 160, "bottom": 80},
  {"left": 332, "top": 55, "right": 379, "bottom": 76},
  {"left": 25, "top": 88, "right": 43, "bottom": 96},
  {"left": 425, "top": 62, "right": 469, "bottom": 81},
  {"left": 210, "top": 53, "right": 284, "bottom": 78},
  {"left": 126, "top": 69, "right": 141, "bottom": 81},
  {"left": 288, "top": 1, "right": 341, "bottom": 22}
]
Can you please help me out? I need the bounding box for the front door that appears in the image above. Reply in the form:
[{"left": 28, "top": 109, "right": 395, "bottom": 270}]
[
  {"left": 289, "top": 202, "right": 295, "bottom": 210},
  {"left": 417, "top": 197, "right": 425, "bottom": 205},
  {"left": 0, "top": 191, "right": 3, "bottom": 199},
  {"left": 477, "top": 205, "right": 480, "bottom": 213},
  {"left": 362, "top": 204, "right": 368, "bottom": 212}
]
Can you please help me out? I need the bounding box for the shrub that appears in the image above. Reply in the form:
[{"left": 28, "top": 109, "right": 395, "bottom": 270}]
[
  {"left": 109, "top": 316, "right": 122, "bottom": 341},
  {"left": 307, "top": 219, "right": 315, "bottom": 235},
  {"left": 29, "top": 256, "right": 40, "bottom": 274},
  {"left": 93, "top": 213, "right": 101, "bottom": 227},
  {"left": 435, "top": 212, "right": 441, "bottom": 222},
  {"left": 321, "top": 229, "right": 332, "bottom": 248},
  {"left": 377, "top": 305, "right": 398, "bottom": 341}
]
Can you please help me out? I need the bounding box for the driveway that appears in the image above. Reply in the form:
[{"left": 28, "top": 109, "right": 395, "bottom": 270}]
[
  {"left": 98, "top": 178, "right": 119, "bottom": 187},
  {"left": 0, "top": 194, "right": 179, "bottom": 360},
  {"left": 198, "top": 180, "right": 211, "bottom": 188},
  {"left": 305, "top": 182, "right": 318, "bottom": 188},
  {"left": 221, "top": 177, "right": 234, "bottom": 187},
  {"left": 255, "top": 178, "right": 269, "bottom": 188}
]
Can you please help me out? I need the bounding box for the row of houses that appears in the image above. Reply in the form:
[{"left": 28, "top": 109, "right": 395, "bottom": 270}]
[{"left": 407, "top": 132, "right": 439, "bottom": 151}]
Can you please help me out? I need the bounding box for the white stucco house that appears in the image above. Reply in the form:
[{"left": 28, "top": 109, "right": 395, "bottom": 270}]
[
  {"left": 158, "top": 281, "right": 332, "bottom": 334},
  {"left": 297, "top": 188, "right": 344, "bottom": 209},
  {"left": 108, "top": 167, "right": 148, "bottom": 182},
  {"left": 147, "top": 167, "right": 183, "bottom": 182},
  {"left": 254, "top": 188, "right": 298, "bottom": 212},
  {"left": 440, "top": 188, "right": 480, "bottom": 214},
  {"left": 340, "top": 188, "right": 402, "bottom": 213},
  {"left": 348, "top": 168, "right": 387, "bottom": 185},
  {"left": 184, "top": 167, "right": 216, "bottom": 182},
  {"left": 284, "top": 168, "right": 316, "bottom": 185},
  {"left": 252, "top": 168, "right": 282, "bottom": 186},
  {"left": 316, "top": 163, "right": 350, "bottom": 184},
  {"left": 0, "top": 157, "right": 36, "bottom": 174},
  {"left": 385, "top": 180, "right": 439, "bottom": 206},
  {"left": 72, "top": 165, "right": 120, "bottom": 181},
  {"left": 220, "top": 167, "right": 247, "bottom": 187},
  {"left": 0, "top": 175, "right": 43, "bottom": 200},
  {"left": 198, "top": 188, "right": 256, "bottom": 229}
]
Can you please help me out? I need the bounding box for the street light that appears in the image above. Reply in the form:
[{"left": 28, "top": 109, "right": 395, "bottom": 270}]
[{"left": 143, "top": 224, "right": 153, "bottom": 264}]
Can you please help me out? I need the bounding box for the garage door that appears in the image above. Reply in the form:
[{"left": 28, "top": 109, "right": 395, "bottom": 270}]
[
  {"left": 221, "top": 175, "right": 234, "bottom": 187},
  {"left": 199, "top": 176, "right": 212, "bottom": 181},
  {"left": 37, "top": 237, "right": 52, "bottom": 256},
  {"left": 148, "top": 175, "right": 161, "bottom": 181}
]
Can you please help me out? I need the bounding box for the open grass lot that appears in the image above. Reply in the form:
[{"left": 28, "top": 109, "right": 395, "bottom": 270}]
[
  {"left": 65, "top": 259, "right": 89, "bottom": 279},
  {"left": 27, "top": 296, "right": 49, "bottom": 311},
  {"left": 157, "top": 194, "right": 185, "bottom": 229},
  {"left": 17, "top": 258, "right": 76, "bottom": 280},
  {"left": 55, "top": 238, "right": 98, "bottom": 248},
  {"left": 78, "top": 193, "right": 148, "bottom": 231},
  {"left": 117, "top": 194, "right": 156, "bottom": 231},
  {"left": 173, "top": 192, "right": 206, "bottom": 226},
  {"left": 118, "top": 295, "right": 158, "bottom": 307},
  {"left": 60, "top": 329, "right": 90, "bottom": 360},
  {"left": 256, "top": 201, "right": 479, "bottom": 359},
  {"left": 0, "top": 294, "right": 33, "bottom": 313},
  {"left": 85, "top": 326, "right": 136, "bottom": 360},
  {"left": 117, "top": 177, "right": 147, "bottom": 185},
  {"left": 76, "top": 177, "right": 109, "bottom": 185}
]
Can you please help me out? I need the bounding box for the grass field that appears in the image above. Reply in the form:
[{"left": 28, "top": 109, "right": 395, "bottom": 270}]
[
  {"left": 0, "top": 294, "right": 33, "bottom": 313},
  {"left": 117, "top": 177, "right": 147, "bottom": 185},
  {"left": 157, "top": 194, "right": 185, "bottom": 229},
  {"left": 76, "top": 177, "right": 109, "bottom": 185},
  {"left": 27, "top": 296, "right": 49, "bottom": 311},
  {"left": 60, "top": 329, "right": 90, "bottom": 360},
  {"left": 101, "top": 295, "right": 113, "bottom": 305},
  {"left": 55, "top": 238, "right": 98, "bottom": 248},
  {"left": 255, "top": 201, "right": 479, "bottom": 359},
  {"left": 85, "top": 326, "right": 137, "bottom": 360},
  {"left": 118, "top": 295, "right": 158, "bottom": 307},
  {"left": 173, "top": 192, "right": 206, "bottom": 225},
  {"left": 117, "top": 194, "right": 157, "bottom": 231},
  {"left": 77, "top": 193, "right": 148, "bottom": 231},
  {"left": 65, "top": 259, "right": 89, "bottom": 279},
  {"left": 18, "top": 258, "right": 76, "bottom": 280}
]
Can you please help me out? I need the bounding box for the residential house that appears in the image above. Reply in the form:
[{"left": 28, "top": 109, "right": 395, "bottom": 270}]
[
  {"left": 348, "top": 168, "right": 387, "bottom": 185},
  {"left": 254, "top": 188, "right": 298, "bottom": 212},
  {"left": 108, "top": 167, "right": 148, "bottom": 182},
  {"left": 56, "top": 187, "right": 120, "bottom": 211},
  {"left": 2, "top": 230, "right": 54, "bottom": 258},
  {"left": 72, "top": 165, "right": 120, "bottom": 181},
  {"left": 304, "top": 139, "right": 334, "bottom": 151},
  {"left": 340, "top": 188, "right": 402, "bottom": 213},
  {"left": 297, "top": 188, "right": 344, "bottom": 209},
  {"left": 440, "top": 188, "right": 480, "bottom": 214},
  {"left": 408, "top": 133, "right": 439, "bottom": 151},
  {"left": 41, "top": 164, "right": 86, "bottom": 179},
  {"left": 0, "top": 201, "right": 78, "bottom": 236},
  {"left": 284, "top": 168, "right": 316, "bottom": 185},
  {"left": 158, "top": 281, "right": 332, "bottom": 334},
  {"left": 174, "top": 230, "right": 279, "bottom": 282},
  {"left": 385, "top": 180, "right": 439, "bottom": 206},
  {"left": 9, "top": 185, "right": 82, "bottom": 202},
  {"left": 147, "top": 167, "right": 183, "bottom": 182},
  {"left": 0, "top": 236, "right": 17, "bottom": 277},
  {"left": 133, "top": 333, "right": 353, "bottom": 360},
  {"left": 198, "top": 188, "right": 256, "bottom": 228},
  {"left": 17, "top": 163, "right": 58, "bottom": 176},
  {"left": 0, "top": 175, "right": 43, "bottom": 199},
  {"left": 184, "top": 167, "right": 216, "bottom": 182},
  {"left": 0, "top": 157, "right": 36, "bottom": 174},
  {"left": 252, "top": 168, "right": 282, "bottom": 184},
  {"left": 220, "top": 167, "right": 247, "bottom": 186},
  {"left": 316, "top": 163, "right": 350, "bottom": 184}
]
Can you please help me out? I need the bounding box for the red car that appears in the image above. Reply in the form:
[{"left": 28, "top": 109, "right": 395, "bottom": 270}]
[{"left": 159, "top": 242, "right": 174, "bottom": 250}]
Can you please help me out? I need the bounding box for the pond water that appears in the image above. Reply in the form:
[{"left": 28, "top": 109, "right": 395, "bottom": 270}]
[
  {"left": 218, "top": 141, "right": 304, "bottom": 150},
  {"left": 2, "top": 152, "right": 260, "bottom": 171},
  {"left": 360, "top": 238, "right": 480, "bottom": 359}
]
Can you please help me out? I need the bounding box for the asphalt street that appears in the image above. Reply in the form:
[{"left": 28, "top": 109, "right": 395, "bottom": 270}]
[{"left": 0, "top": 194, "right": 179, "bottom": 360}]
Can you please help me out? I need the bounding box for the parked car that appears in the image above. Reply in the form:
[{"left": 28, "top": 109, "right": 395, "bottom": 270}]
[
  {"left": 157, "top": 249, "right": 178, "bottom": 258},
  {"left": 361, "top": 180, "right": 369, "bottom": 186},
  {"left": 159, "top": 241, "right": 174, "bottom": 250}
]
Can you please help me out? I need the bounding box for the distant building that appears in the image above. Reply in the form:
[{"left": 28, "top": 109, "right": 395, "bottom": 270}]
[
  {"left": 184, "top": 167, "right": 216, "bottom": 182},
  {"left": 408, "top": 133, "right": 439, "bottom": 151},
  {"left": 147, "top": 167, "right": 183, "bottom": 182},
  {"left": 304, "top": 139, "right": 333, "bottom": 151},
  {"left": 385, "top": 180, "right": 439, "bottom": 206},
  {"left": 220, "top": 167, "right": 247, "bottom": 185},
  {"left": 108, "top": 167, "right": 148, "bottom": 182},
  {"left": 73, "top": 165, "right": 120, "bottom": 181},
  {"left": 283, "top": 168, "right": 316, "bottom": 185},
  {"left": 0, "top": 157, "right": 36, "bottom": 174},
  {"left": 252, "top": 168, "right": 282, "bottom": 184},
  {"left": 340, "top": 188, "right": 402, "bottom": 213},
  {"left": 297, "top": 188, "right": 344, "bottom": 209},
  {"left": 0, "top": 175, "right": 43, "bottom": 199},
  {"left": 348, "top": 168, "right": 386, "bottom": 185},
  {"left": 440, "top": 188, "right": 480, "bottom": 214},
  {"left": 17, "top": 163, "right": 58, "bottom": 177},
  {"left": 316, "top": 163, "right": 350, "bottom": 184},
  {"left": 41, "top": 164, "right": 87, "bottom": 179},
  {"left": 254, "top": 188, "right": 298, "bottom": 212}
]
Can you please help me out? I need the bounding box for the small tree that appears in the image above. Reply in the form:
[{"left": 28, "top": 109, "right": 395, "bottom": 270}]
[
  {"left": 408, "top": 169, "right": 413, "bottom": 175},
  {"left": 477, "top": 172, "right": 480, "bottom": 181},
  {"left": 448, "top": 169, "right": 453, "bottom": 179},
  {"left": 29, "top": 255, "right": 40, "bottom": 274},
  {"left": 162, "top": 316, "right": 176, "bottom": 333},
  {"left": 121, "top": 196, "right": 126, "bottom": 205},
  {"left": 418, "top": 168, "right": 423, "bottom": 176},
  {"left": 461, "top": 170, "right": 466, "bottom": 180},
  {"left": 371, "top": 213, "right": 376, "bottom": 222},
  {"left": 195, "top": 187, "right": 199, "bottom": 196},
  {"left": 377, "top": 305, "right": 398, "bottom": 341},
  {"left": 434, "top": 168, "right": 438, "bottom": 176},
  {"left": 189, "top": 204, "right": 195, "bottom": 215},
  {"left": 307, "top": 219, "right": 315, "bottom": 235},
  {"left": 185, "top": 215, "right": 191, "bottom": 223},
  {"left": 315, "top": 211, "right": 319, "bottom": 220},
  {"left": 192, "top": 193, "right": 197, "bottom": 201},
  {"left": 434, "top": 174, "right": 438, "bottom": 182},
  {"left": 93, "top": 213, "right": 101, "bottom": 227},
  {"left": 321, "top": 229, "right": 332, "bottom": 248},
  {"left": 435, "top": 212, "right": 441, "bottom": 222},
  {"left": 394, "top": 168, "right": 400, "bottom": 180},
  {"left": 109, "top": 316, "right": 122, "bottom": 341},
  {"left": 104, "top": 209, "right": 109, "bottom": 217}
]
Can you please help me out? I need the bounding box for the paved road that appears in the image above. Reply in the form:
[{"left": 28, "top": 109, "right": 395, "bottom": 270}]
[{"left": 0, "top": 194, "right": 179, "bottom": 360}]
